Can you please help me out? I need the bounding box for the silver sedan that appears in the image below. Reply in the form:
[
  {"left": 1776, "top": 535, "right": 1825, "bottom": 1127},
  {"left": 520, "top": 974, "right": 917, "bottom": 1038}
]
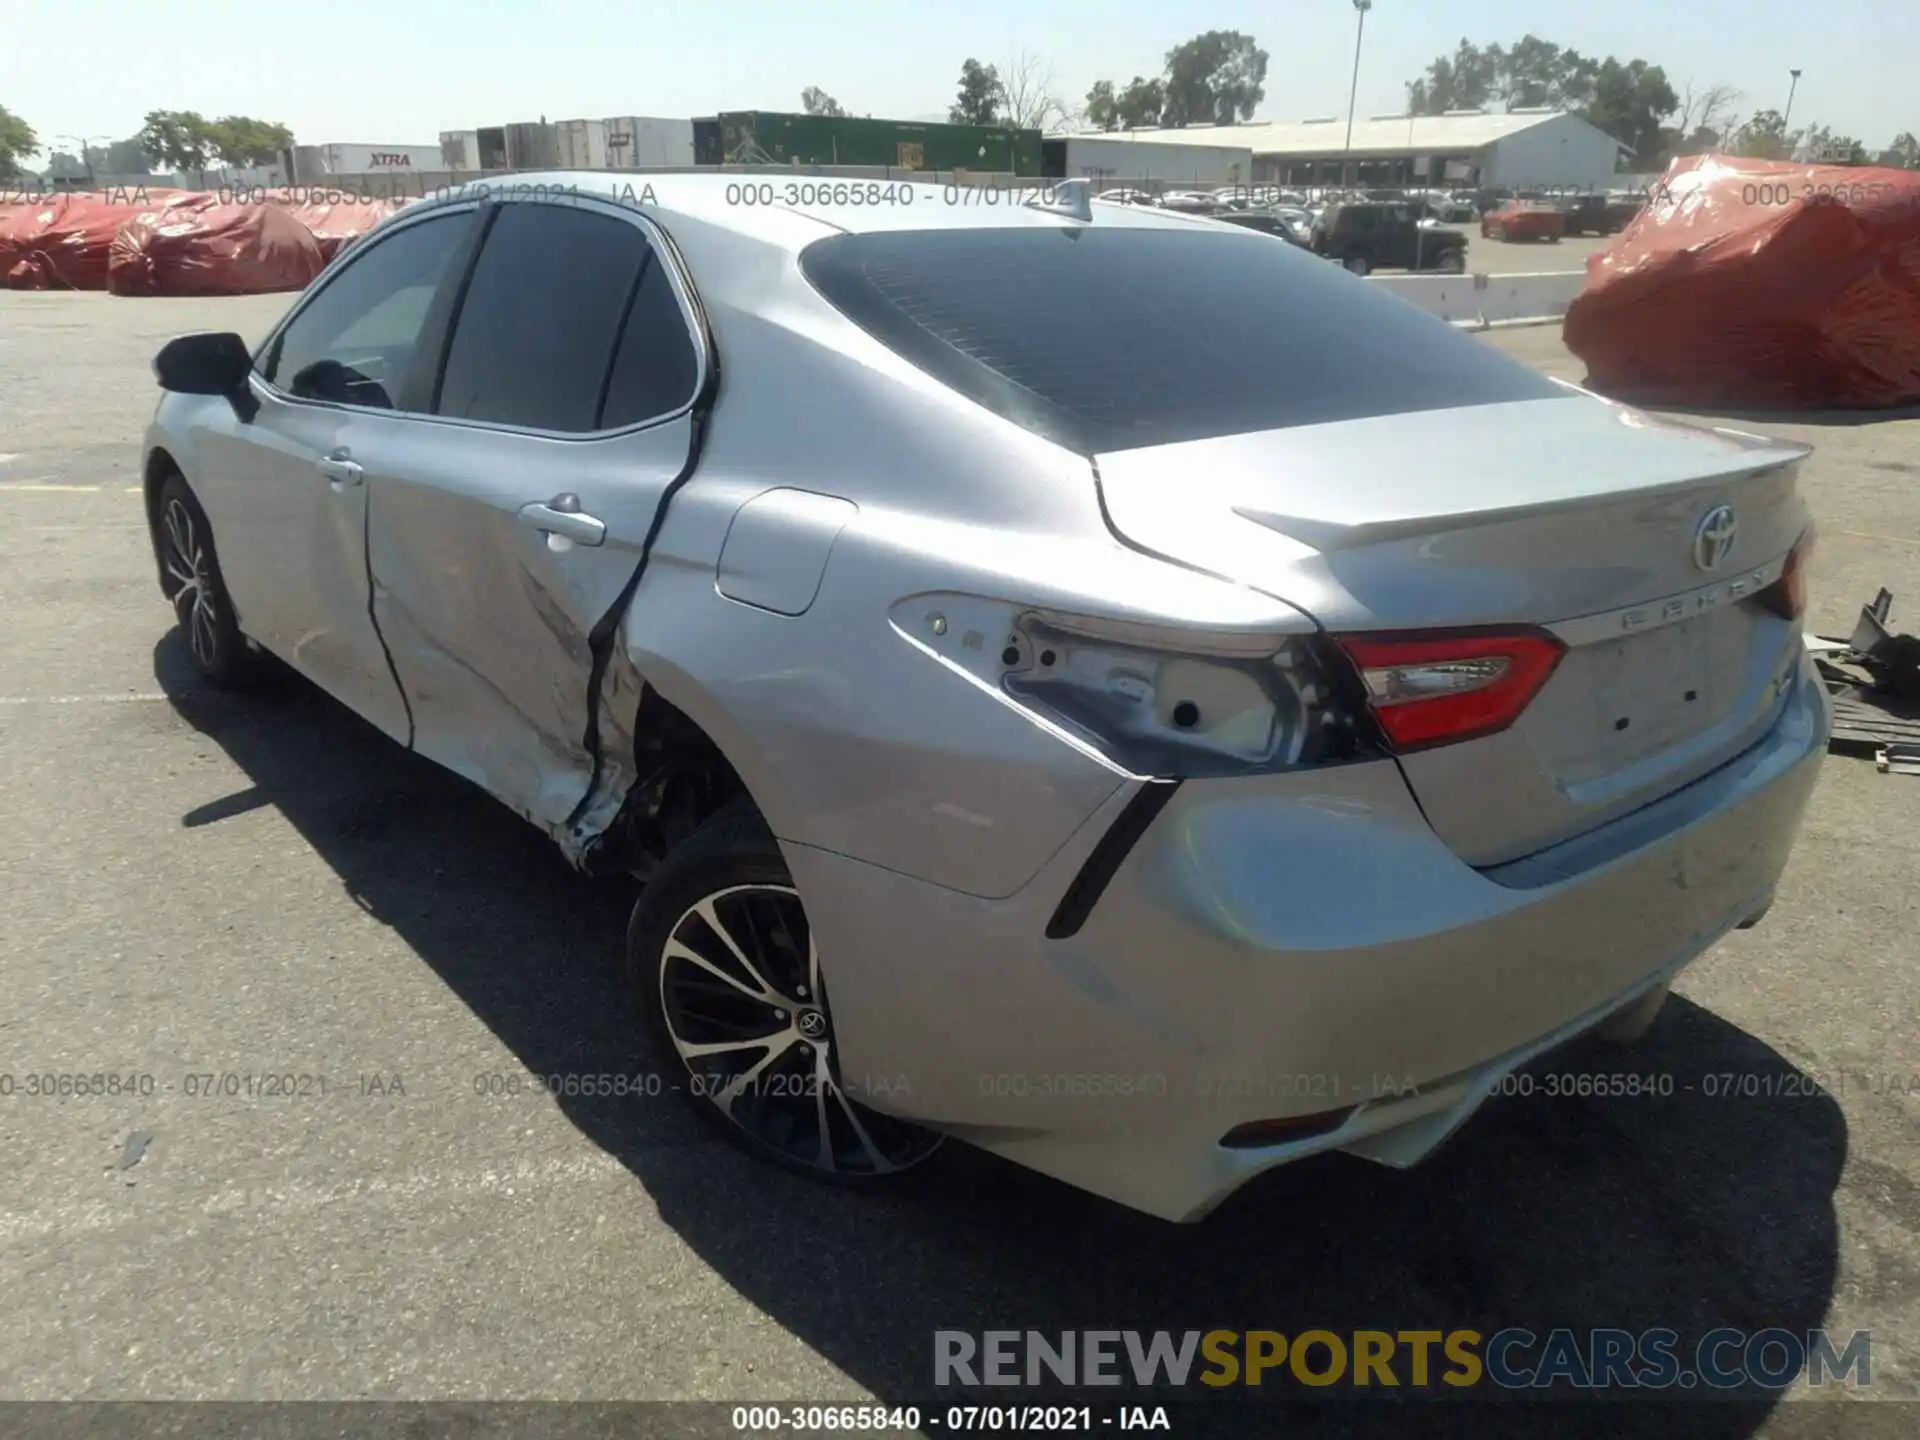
[{"left": 142, "top": 174, "right": 1828, "bottom": 1221}]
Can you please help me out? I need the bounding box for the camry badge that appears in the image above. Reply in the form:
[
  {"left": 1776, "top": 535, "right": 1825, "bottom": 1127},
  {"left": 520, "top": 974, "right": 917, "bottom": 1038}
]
[{"left": 1693, "top": 504, "right": 1739, "bottom": 572}]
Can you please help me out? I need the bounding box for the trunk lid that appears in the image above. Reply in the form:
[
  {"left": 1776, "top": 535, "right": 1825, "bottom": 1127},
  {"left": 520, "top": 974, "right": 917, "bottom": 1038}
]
[{"left": 1094, "top": 393, "right": 1813, "bottom": 866}]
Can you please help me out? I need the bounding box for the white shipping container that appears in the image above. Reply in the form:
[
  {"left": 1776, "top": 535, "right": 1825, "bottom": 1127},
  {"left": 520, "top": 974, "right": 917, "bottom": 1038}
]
[
  {"left": 1057, "top": 136, "right": 1254, "bottom": 187},
  {"left": 603, "top": 116, "right": 695, "bottom": 168},
  {"left": 313, "top": 142, "right": 446, "bottom": 176},
  {"left": 554, "top": 119, "right": 610, "bottom": 170}
]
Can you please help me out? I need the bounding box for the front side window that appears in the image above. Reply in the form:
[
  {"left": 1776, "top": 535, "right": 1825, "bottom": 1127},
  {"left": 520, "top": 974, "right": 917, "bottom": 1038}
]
[{"left": 263, "top": 212, "right": 468, "bottom": 410}]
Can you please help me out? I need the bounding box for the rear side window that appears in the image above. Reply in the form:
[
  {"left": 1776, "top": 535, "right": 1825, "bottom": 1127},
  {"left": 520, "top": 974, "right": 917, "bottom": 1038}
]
[
  {"left": 436, "top": 203, "right": 655, "bottom": 432},
  {"left": 801, "top": 227, "right": 1563, "bottom": 454},
  {"left": 599, "top": 260, "right": 701, "bottom": 428}
]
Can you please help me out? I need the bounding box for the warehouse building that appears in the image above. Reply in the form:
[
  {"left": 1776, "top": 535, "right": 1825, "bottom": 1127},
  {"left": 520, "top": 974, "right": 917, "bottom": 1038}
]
[
  {"left": 1128, "top": 109, "right": 1632, "bottom": 190},
  {"left": 1041, "top": 134, "right": 1254, "bottom": 186}
]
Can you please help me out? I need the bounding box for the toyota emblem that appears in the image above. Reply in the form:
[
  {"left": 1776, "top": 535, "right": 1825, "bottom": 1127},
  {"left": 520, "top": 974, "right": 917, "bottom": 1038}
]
[{"left": 1692, "top": 504, "right": 1739, "bottom": 572}]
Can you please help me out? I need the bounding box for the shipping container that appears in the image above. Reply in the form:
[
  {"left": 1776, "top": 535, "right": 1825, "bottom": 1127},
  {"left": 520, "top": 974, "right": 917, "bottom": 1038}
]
[
  {"left": 475, "top": 128, "right": 509, "bottom": 170},
  {"left": 440, "top": 130, "right": 481, "bottom": 171},
  {"left": 1041, "top": 135, "right": 1254, "bottom": 187},
  {"left": 504, "top": 122, "right": 558, "bottom": 170},
  {"left": 705, "top": 112, "right": 1043, "bottom": 176},
  {"left": 693, "top": 118, "right": 723, "bottom": 166},
  {"left": 553, "top": 119, "right": 609, "bottom": 171},
  {"left": 298, "top": 142, "right": 444, "bottom": 176},
  {"left": 604, "top": 116, "right": 697, "bottom": 168}
]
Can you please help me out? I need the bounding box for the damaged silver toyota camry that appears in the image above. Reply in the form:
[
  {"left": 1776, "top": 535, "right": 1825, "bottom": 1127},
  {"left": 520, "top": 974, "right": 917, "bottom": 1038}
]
[{"left": 142, "top": 174, "right": 1829, "bottom": 1221}]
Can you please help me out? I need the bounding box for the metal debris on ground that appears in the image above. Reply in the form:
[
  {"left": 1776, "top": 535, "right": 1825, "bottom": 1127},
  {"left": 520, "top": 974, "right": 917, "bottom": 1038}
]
[
  {"left": 1879, "top": 744, "right": 1920, "bottom": 776},
  {"left": 1809, "top": 589, "right": 1920, "bottom": 760}
]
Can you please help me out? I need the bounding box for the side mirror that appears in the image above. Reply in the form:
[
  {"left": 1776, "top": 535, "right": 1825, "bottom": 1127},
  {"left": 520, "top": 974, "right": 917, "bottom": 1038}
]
[{"left": 154, "top": 332, "right": 253, "bottom": 396}]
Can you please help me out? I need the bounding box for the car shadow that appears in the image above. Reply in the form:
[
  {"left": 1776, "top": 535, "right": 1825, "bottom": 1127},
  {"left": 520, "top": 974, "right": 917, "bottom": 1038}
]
[{"left": 155, "top": 636, "right": 1848, "bottom": 1440}]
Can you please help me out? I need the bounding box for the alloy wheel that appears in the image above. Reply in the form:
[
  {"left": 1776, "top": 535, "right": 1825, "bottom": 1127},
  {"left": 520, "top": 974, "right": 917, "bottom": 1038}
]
[
  {"left": 161, "top": 496, "right": 221, "bottom": 668},
  {"left": 657, "top": 883, "right": 941, "bottom": 1176}
]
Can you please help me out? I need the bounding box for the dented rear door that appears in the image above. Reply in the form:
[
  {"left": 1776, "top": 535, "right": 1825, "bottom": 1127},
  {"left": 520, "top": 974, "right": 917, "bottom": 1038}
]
[{"left": 365, "top": 196, "right": 707, "bottom": 836}]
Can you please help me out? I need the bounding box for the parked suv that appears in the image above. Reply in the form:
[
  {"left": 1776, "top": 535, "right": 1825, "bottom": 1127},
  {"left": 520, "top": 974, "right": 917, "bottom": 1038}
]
[
  {"left": 1310, "top": 201, "right": 1468, "bottom": 275},
  {"left": 1560, "top": 194, "right": 1614, "bottom": 236}
]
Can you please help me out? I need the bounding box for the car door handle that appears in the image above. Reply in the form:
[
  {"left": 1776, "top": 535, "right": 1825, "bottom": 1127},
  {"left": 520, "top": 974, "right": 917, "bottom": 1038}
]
[
  {"left": 518, "top": 498, "right": 606, "bottom": 547},
  {"left": 318, "top": 455, "right": 363, "bottom": 487}
]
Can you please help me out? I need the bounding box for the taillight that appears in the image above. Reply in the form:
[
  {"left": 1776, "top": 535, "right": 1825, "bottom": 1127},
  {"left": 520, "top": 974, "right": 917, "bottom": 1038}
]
[
  {"left": 1760, "top": 527, "right": 1815, "bottom": 621},
  {"left": 1335, "top": 631, "right": 1566, "bottom": 752}
]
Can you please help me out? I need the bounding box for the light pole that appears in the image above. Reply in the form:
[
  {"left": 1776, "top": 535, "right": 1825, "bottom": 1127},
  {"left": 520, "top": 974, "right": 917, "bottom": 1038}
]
[
  {"left": 1783, "top": 69, "right": 1802, "bottom": 141},
  {"left": 1341, "top": 0, "right": 1373, "bottom": 190}
]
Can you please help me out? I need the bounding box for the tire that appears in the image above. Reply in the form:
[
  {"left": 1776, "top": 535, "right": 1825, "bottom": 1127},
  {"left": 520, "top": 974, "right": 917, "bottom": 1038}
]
[
  {"left": 1595, "top": 983, "right": 1670, "bottom": 1045},
  {"left": 1435, "top": 249, "right": 1466, "bottom": 274},
  {"left": 628, "top": 797, "right": 945, "bottom": 1186},
  {"left": 1342, "top": 253, "right": 1372, "bottom": 276},
  {"left": 154, "top": 471, "right": 264, "bottom": 689}
]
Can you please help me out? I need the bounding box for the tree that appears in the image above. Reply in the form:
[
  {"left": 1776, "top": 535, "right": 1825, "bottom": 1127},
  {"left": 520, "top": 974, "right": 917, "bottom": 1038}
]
[
  {"left": 0, "top": 103, "right": 37, "bottom": 181},
  {"left": 1796, "top": 125, "right": 1867, "bottom": 165},
  {"left": 1114, "top": 77, "right": 1167, "bottom": 130},
  {"left": 1405, "top": 39, "right": 1502, "bottom": 114},
  {"left": 801, "top": 86, "right": 847, "bottom": 118},
  {"left": 205, "top": 115, "right": 294, "bottom": 168},
  {"left": 1084, "top": 80, "right": 1118, "bottom": 131},
  {"left": 1879, "top": 132, "right": 1920, "bottom": 168},
  {"left": 996, "top": 50, "right": 1070, "bottom": 131},
  {"left": 1584, "top": 58, "right": 1680, "bottom": 167},
  {"left": 950, "top": 59, "right": 1002, "bottom": 125},
  {"left": 1161, "top": 30, "right": 1267, "bottom": 127},
  {"left": 46, "top": 150, "right": 85, "bottom": 180},
  {"left": 105, "top": 137, "right": 151, "bottom": 176},
  {"left": 1674, "top": 81, "right": 1743, "bottom": 142},
  {"left": 1404, "top": 37, "right": 1598, "bottom": 116},
  {"left": 1727, "top": 108, "right": 1798, "bottom": 161},
  {"left": 1404, "top": 35, "right": 1681, "bottom": 167},
  {"left": 138, "top": 110, "right": 214, "bottom": 176}
]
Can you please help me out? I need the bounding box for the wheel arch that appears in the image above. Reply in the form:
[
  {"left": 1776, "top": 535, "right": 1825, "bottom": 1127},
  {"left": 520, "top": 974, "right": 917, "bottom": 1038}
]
[
  {"left": 142, "top": 447, "right": 184, "bottom": 589},
  {"left": 574, "top": 649, "right": 810, "bottom": 879}
]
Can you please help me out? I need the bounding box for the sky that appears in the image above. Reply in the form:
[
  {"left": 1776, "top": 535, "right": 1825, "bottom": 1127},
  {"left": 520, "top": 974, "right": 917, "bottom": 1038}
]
[{"left": 2, "top": 0, "right": 1913, "bottom": 160}]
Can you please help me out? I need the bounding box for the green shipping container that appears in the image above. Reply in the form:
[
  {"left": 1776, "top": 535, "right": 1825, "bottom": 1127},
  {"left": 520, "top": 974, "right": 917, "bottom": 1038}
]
[{"left": 704, "top": 112, "right": 1042, "bottom": 176}]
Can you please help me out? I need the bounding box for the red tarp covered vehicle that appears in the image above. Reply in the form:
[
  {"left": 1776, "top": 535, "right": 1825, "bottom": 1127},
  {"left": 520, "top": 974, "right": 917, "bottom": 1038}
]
[
  {"left": 1564, "top": 153, "right": 1920, "bottom": 409},
  {"left": 271, "top": 194, "right": 411, "bottom": 262},
  {"left": 108, "top": 201, "right": 325, "bottom": 297},
  {"left": 0, "top": 190, "right": 212, "bottom": 289}
]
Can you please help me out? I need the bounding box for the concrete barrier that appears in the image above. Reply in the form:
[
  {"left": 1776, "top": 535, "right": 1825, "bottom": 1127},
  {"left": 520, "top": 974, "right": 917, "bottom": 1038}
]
[{"left": 1370, "top": 270, "right": 1586, "bottom": 329}]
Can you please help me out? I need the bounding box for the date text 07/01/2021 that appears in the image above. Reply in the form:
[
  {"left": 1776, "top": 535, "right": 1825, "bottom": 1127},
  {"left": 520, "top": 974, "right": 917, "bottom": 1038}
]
[{"left": 728, "top": 1405, "right": 1171, "bottom": 1432}]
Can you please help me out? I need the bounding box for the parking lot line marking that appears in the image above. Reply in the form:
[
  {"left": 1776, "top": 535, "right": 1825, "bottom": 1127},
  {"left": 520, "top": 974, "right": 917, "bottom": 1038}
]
[
  {"left": 0, "top": 692, "right": 171, "bottom": 706},
  {"left": 0, "top": 482, "right": 100, "bottom": 492}
]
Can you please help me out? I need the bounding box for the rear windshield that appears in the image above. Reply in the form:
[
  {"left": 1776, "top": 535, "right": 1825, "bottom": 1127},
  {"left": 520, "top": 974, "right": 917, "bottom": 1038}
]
[{"left": 800, "top": 227, "right": 1565, "bottom": 454}]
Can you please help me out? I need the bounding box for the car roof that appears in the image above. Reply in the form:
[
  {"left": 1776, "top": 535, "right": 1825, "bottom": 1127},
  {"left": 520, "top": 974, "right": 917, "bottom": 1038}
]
[{"left": 400, "top": 170, "right": 1229, "bottom": 246}]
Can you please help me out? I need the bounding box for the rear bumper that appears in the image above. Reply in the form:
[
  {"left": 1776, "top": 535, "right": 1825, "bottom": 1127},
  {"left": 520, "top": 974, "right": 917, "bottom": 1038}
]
[{"left": 791, "top": 655, "right": 1830, "bottom": 1222}]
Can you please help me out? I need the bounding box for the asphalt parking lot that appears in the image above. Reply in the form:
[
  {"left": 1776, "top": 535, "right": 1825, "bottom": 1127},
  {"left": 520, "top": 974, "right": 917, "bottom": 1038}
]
[{"left": 1, "top": 290, "right": 1916, "bottom": 1438}]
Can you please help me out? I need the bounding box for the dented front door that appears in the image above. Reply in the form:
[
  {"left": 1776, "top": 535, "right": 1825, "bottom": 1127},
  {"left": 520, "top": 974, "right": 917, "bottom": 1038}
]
[
  {"left": 364, "top": 195, "right": 708, "bottom": 840},
  {"left": 364, "top": 418, "right": 695, "bottom": 834}
]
